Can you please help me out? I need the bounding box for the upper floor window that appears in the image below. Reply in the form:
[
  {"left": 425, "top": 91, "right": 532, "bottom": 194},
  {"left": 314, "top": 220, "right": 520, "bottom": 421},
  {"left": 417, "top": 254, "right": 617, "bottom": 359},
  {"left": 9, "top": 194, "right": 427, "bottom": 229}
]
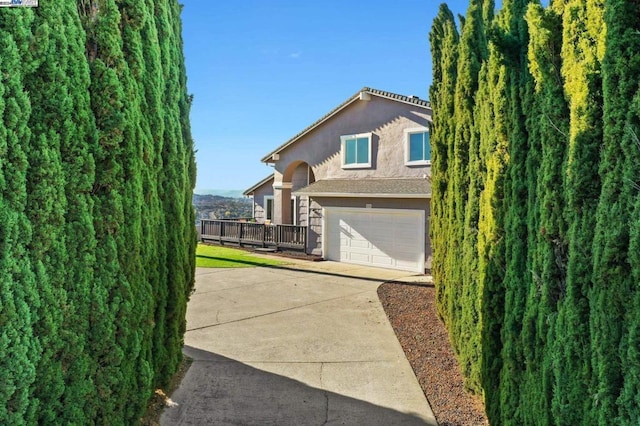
[
  {"left": 404, "top": 128, "right": 430, "bottom": 165},
  {"left": 341, "top": 133, "right": 372, "bottom": 168},
  {"left": 264, "top": 196, "right": 274, "bottom": 221}
]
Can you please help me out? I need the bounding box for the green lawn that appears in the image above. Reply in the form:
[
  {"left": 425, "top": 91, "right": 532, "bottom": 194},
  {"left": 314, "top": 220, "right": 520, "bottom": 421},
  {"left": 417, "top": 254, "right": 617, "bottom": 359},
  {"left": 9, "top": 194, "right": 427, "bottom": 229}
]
[{"left": 195, "top": 243, "right": 287, "bottom": 268}]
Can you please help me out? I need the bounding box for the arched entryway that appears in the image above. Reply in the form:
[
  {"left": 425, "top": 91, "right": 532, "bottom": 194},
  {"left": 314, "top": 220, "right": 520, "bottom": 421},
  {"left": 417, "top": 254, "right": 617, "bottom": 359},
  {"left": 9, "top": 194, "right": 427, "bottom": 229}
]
[{"left": 275, "top": 161, "right": 315, "bottom": 225}]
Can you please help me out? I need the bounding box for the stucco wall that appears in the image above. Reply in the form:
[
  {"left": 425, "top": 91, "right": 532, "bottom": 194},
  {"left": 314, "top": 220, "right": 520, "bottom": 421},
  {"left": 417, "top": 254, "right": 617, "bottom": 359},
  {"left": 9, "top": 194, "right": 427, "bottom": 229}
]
[
  {"left": 307, "top": 197, "right": 432, "bottom": 269},
  {"left": 251, "top": 184, "right": 273, "bottom": 224},
  {"left": 274, "top": 96, "right": 432, "bottom": 182}
]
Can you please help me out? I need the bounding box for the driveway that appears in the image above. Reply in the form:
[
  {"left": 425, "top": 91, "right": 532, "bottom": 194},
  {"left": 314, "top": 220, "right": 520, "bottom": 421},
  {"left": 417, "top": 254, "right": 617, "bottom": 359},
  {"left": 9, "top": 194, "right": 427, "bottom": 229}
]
[{"left": 161, "top": 260, "right": 437, "bottom": 425}]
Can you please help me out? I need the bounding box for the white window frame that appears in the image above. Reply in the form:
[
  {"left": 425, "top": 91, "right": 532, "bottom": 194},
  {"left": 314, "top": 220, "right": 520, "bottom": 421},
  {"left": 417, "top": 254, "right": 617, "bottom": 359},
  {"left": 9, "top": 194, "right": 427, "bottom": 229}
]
[
  {"left": 264, "top": 196, "right": 274, "bottom": 222},
  {"left": 291, "top": 195, "right": 297, "bottom": 226},
  {"left": 340, "top": 132, "right": 372, "bottom": 169},
  {"left": 404, "top": 127, "right": 431, "bottom": 166}
]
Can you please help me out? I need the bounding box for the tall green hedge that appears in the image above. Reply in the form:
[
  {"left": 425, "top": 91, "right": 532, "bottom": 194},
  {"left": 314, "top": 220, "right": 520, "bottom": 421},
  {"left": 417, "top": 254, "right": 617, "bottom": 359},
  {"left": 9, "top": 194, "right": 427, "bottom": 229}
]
[
  {"left": 0, "top": 1, "right": 195, "bottom": 423},
  {"left": 430, "top": 0, "right": 640, "bottom": 423}
]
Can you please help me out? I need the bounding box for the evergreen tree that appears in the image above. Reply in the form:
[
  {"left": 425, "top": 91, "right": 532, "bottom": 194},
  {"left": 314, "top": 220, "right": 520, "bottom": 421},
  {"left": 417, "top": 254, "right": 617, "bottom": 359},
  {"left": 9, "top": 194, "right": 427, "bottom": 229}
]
[
  {"left": 55, "top": 3, "right": 99, "bottom": 421},
  {"left": 153, "top": 0, "right": 196, "bottom": 385},
  {"left": 444, "top": 0, "right": 488, "bottom": 393},
  {"left": 476, "top": 20, "right": 509, "bottom": 421},
  {"left": 430, "top": 0, "right": 640, "bottom": 422},
  {"left": 591, "top": 0, "right": 640, "bottom": 422},
  {"left": 0, "top": 1, "right": 195, "bottom": 423},
  {"left": 457, "top": 0, "right": 491, "bottom": 394},
  {"left": 429, "top": 3, "right": 459, "bottom": 331},
  {"left": 550, "top": 0, "right": 604, "bottom": 422},
  {"left": 0, "top": 13, "right": 40, "bottom": 424}
]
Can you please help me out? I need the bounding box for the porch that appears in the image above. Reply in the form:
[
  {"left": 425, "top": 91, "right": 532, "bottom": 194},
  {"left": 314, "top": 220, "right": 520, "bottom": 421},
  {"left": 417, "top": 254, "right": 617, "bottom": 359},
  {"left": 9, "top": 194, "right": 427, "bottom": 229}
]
[{"left": 200, "top": 219, "right": 307, "bottom": 252}]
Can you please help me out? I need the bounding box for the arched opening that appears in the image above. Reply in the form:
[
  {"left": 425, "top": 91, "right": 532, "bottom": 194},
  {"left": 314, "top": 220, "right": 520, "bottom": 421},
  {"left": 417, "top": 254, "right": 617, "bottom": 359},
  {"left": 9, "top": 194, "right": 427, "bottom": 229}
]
[{"left": 279, "top": 161, "right": 315, "bottom": 225}]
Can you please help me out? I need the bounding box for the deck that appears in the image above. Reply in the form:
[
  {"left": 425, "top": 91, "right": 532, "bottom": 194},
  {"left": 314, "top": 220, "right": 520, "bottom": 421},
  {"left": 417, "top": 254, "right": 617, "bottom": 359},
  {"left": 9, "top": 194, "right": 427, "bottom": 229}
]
[{"left": 199, "top": 219, "right": 307, "bottom": 252}]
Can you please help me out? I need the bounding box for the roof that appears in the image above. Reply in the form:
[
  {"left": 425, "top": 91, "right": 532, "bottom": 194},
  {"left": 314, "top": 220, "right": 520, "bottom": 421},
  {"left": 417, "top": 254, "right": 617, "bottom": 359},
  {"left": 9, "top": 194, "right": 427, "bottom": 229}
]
[
  {"left": 261, "top": 87, "right": 431, "bottom": 163},
  {"left": 293, "top": 178, "right": 431, "bottom": 199},
  {"left": 243, "top": 174, "right": 274, "bottom": 196}
]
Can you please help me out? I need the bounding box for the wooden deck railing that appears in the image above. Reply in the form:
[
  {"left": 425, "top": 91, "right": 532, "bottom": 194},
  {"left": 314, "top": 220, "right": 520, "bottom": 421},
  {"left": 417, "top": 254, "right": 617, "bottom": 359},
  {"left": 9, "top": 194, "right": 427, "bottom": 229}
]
[{"left": 200, "top": 219, "right": 307, "bottom": 251}]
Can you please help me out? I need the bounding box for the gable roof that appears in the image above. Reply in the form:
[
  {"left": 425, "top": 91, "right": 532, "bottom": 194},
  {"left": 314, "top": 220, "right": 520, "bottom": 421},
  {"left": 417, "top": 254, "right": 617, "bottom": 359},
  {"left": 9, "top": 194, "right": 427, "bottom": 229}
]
[
  {"left": 293, "top": 178, "right": 431, "bottom": 198},
  {"left": 243, "top": 174, "right": 274, "bottom": 196},
  {"left": 261, "top": 87, "right": 431, "bottom": 163}
]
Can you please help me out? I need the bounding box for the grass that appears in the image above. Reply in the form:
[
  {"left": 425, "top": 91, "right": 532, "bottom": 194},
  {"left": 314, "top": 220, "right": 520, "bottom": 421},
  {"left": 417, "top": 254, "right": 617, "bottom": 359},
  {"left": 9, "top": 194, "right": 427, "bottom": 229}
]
[{"left": 195, "top": 243, "right": 287, "bottom": 268}]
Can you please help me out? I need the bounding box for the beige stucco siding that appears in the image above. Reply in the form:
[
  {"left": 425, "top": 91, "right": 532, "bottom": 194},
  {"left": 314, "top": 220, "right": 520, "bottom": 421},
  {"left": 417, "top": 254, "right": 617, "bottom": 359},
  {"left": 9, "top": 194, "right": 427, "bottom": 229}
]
[
  {"left": 272, "top": 96, "right": 432, "bottom": 185},
  {"left": 251, "top": 184, "right": 273, "bottom": 224},
  {"left": 307, "top": 197, "right": 432, "bottom": 269}
]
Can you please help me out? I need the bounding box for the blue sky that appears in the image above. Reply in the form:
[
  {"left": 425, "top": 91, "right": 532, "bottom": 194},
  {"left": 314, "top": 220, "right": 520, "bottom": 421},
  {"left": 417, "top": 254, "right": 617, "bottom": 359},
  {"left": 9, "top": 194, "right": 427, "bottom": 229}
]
[{"left": 181, "top": 1, "right": 474, "bottom": 193}]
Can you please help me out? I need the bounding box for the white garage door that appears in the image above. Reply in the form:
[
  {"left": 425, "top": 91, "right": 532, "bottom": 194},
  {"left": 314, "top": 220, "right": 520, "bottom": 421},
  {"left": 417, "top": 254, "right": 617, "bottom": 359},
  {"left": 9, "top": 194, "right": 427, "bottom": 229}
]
[{"left": 324, "top": 207, "right": 425, "bottom": 273}]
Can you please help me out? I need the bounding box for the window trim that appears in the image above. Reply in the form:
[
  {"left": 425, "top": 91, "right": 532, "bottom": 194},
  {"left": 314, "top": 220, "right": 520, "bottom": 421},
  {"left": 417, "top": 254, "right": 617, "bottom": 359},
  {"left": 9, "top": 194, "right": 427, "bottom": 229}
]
[
  {"left": 340, "top": 132, "right": 372, "bottom": 169},
  {"left": 404, "top": 127, "right": 431, "bottom": 166},
  {"left": 264, "top": 195, "right": 274, "bottom": 222},
  {"left": 291, "top": 195, "right": 297, "bottom": 226}
]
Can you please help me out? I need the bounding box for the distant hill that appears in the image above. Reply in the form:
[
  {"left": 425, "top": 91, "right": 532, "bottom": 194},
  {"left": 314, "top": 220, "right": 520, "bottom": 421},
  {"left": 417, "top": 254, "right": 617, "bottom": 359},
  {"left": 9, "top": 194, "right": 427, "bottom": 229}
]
[
  {"left": 194, "top": 189, "right": 244, "bottom": 199},
  {"left": 193, "top": 193, "right": 252, "bottom": 221}
]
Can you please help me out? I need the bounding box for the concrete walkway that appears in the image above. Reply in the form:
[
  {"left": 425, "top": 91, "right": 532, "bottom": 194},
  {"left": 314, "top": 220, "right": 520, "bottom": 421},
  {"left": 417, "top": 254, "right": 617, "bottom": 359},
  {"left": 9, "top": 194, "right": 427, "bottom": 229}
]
[{"left": 161, "top": 258, "right": 437, "bottom": 425}]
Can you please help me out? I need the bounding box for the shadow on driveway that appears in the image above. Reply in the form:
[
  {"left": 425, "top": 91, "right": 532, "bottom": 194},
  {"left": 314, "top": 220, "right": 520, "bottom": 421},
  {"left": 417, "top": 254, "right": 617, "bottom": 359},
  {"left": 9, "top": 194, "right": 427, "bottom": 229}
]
[
  {"left": 161, "top": 346, "right": 431, "bottom": 425},
  {"left": 195, "top": 257, "right": 424, "bottom": 284}
]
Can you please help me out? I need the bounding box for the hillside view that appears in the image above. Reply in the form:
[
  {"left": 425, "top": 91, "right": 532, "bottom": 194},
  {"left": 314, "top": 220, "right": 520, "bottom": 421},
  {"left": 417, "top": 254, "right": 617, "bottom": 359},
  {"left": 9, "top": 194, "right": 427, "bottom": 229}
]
[{"left": 193, "top": 193, "right": 252, "bottom": 221}]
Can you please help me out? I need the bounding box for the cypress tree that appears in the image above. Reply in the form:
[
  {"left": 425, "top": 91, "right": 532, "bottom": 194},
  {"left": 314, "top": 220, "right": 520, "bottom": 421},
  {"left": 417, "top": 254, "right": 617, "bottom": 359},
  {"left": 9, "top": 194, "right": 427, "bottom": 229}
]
[
  {"left": 458, "top": 0, "right": 491, "bottom": 394},
  {"left": 0, "top": 1, "right": 195, "bottom": 422},
  {"left": 139, "top": 0, "right": 170, "bottom": 392},
  {"left": 153, "top": 0, "right": 196, "bottom": 385},
  {"left": 595, "top": 0, "right": 640, "bottom": 423},
  {"left": 0, "top": 13, "right": 40, "bottom": 424},
  {"left": 621, "top": 144, "right": 640, "bottom": 422},
  {"left": 445, "top": 0, "right": 486, "bottom": 386},
  {"left": 495, "top": 0, "right": 533, "bottom": 422},
  {"left": 429, "top": 3, "right": 459, "bottom": 329},
  {"left": 548, "top": 0, "right": 604, "bottom": 422},
  {"left": 55, "top": 3, "right": 99, "bottom": 421},
  {"left": 619, "top": 79, "right": 640, "bottom": 424},
  {"left": 79, "top": 0, "right": 131, "bottom": 419},
  {"left": 22, "top": 4, "right": 77, "bottom": 422},
  {"left": 519, "top": 1, "right": 569, "bottom": 421},
  {"left": 116, "top": 0, "right": 159, "bottom": 417},
  {"left": 591, "top": 0, "right": 640, "bottom": 421},
  {"left": 430, "top": 0, "right": 640, "bottom": 422},
  {"left": 476, "top": 19, "right": 509, "bottom": 421}
]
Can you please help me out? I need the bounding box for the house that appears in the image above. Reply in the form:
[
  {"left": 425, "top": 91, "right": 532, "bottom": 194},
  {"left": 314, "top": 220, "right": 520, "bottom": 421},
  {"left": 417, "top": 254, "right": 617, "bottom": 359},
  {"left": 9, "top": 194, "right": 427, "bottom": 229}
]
[{"left": 243, "top": 87, "right": 432, "bottom": 273}]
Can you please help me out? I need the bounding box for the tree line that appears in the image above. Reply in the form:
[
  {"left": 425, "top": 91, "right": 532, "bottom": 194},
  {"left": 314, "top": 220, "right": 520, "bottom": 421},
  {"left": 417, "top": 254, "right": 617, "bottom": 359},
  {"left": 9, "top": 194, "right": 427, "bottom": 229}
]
[
  {"left": 429, "top": 0, "right": 639, "bottom": 423},
  {"left": 0, "top": 1, "right": 196, "bottom": 423}
]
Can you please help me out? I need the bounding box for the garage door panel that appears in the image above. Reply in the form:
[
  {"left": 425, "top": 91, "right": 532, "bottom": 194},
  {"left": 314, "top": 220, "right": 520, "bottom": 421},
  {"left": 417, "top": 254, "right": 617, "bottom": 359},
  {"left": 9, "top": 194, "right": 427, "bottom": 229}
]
[
  {"left": 325, "top": 207, "right": 425, "bottom": 273},
  {"left": 371, "top": 255, "right": 394, "bottom": 266}
]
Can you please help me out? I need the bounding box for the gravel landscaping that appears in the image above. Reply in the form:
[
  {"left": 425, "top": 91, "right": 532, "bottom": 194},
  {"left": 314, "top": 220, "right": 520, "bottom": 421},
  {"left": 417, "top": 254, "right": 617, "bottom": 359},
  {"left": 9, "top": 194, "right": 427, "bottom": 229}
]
[{"left": 378, "top": 281, "right": 489, "bottom": 426}]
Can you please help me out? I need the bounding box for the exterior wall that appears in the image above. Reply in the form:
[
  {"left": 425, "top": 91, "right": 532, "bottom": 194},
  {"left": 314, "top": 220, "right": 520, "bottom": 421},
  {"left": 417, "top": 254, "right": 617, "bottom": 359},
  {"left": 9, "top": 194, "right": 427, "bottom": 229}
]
[
  {"left": 291, "top": 163, "right": 311, "bottom": 191},
  {"left": 307, "top": 197, "right": 432, "bottom": 269},
  {"left": 298, "top": 196, "right": 309, "bottom": 227},
  {"left": 251, "top": 183, "right": 274, "bottom": 224},
  {"left": 291, "top": 162, "right": 312, "bottom": 226},
  {"left": 273, "top": 96, "right": 432, "bottom": 182}
]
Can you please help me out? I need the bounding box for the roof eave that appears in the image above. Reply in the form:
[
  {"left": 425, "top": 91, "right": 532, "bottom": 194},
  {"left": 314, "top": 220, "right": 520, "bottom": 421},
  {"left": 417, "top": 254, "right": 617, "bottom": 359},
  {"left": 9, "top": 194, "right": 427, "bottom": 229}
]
[
  {"left": 260, "top": 95, "right": 361, "bottom": 163},
  {"left": 260, "top": 87, "right": 432, "bottom": 163},
  {"left": 292, "top": 191, "right": 431, "bottom": 199},
  {"left": 243, "top": 174, "right": 274, "bottom": 196}
]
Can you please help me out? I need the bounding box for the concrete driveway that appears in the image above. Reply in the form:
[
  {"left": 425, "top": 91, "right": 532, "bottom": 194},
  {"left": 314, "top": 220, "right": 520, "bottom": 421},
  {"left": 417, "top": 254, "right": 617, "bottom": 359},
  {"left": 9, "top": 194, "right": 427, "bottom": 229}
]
[{"left": 161, "top": 259, "right": 437, "bottom": 425}]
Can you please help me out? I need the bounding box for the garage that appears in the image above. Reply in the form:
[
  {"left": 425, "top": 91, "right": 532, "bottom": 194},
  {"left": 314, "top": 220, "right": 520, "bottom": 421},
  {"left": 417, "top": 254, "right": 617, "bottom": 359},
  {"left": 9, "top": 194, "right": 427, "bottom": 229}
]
[{"left": 323, "top": 207, "right": 425, "bottom": 273}]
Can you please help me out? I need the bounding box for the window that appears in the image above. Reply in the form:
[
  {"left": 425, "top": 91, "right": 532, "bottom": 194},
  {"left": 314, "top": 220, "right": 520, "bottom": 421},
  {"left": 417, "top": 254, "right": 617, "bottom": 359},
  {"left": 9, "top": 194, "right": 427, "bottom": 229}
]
[
  {"left": 263, "top": 195, "right": 296, "bottom": 224},
  {"left": 264, "top": 196, "right": 274, "bottom": 221},
  {"left": 341, "top": 133, "right": 372, "bottom": 168},
  {"left": 404, "top": 128, "right": 430, "bottom": 165}
]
